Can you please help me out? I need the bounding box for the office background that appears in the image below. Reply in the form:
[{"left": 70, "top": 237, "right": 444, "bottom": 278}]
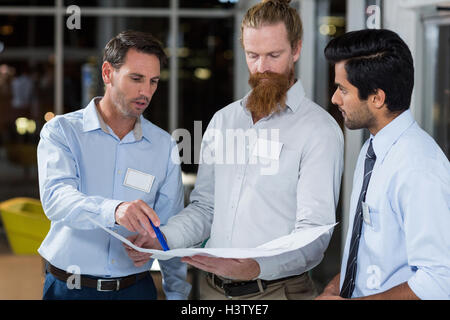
[{"left": 0, "top": 0, "right": 448, "bottom": 299}]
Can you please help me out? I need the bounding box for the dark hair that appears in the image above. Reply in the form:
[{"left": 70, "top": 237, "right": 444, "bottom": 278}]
[
  {"left": 324, "top": 29, "right": 414, "bottom": 112},
  {"left": 103, "top": 30, "right": 168, "bottom": 69}
]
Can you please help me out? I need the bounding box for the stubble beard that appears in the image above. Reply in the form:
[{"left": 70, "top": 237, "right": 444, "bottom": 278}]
[
  {"left": 112, "top": 88, "right": 142, "bottom": 120},
  {"left": 344, "top": 101, "right": 376, "bottom": 130}
]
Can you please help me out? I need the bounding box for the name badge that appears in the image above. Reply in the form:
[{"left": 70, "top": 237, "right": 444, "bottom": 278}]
[
  {"left": 362, "top": 202, "right": 371, "bottom": 226},
  {"left": 123, "top": 168, "right": 155, "bottom": 193},
  {"left": 251, "top": 138, "right": 283, "bottom": 160}
]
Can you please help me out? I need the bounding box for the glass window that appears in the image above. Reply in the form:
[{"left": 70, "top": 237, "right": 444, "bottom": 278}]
[
  {"left": 0, "top": 14, "right": 54, "bottom": 198},
  {"left": 423, "top": 22, "right": 450, "bottom": 158},
  {"left": 0, "top": 0, "right": 53, "bottom": 6},
  {"left": 63, "top": 16, "right": 170, "bottom": 131},
  {"left": 64, "top": 0, "right": 169, "bottom": 8},
  {"left": 315, "top": 0, "right": 346, "bottom": 122},
  {"left": 179, "top": 0, "right": 237, "bottom": 9},
  {"left": 0, "top": 15, "right": 54, "bottom": 47},
  {"left": 310, "top": 0, "right": 346, "bottom": 293},
  {"left": 178, "top": 17, "right": 235, "bottom": 173}
]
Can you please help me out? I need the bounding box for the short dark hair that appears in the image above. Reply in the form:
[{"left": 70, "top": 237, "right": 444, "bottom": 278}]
[
  {"left": 324, "top": 29, "right": 414, "bottom": 112},
  {"left": 103, "top": 30, "right": 168, "bottom": 69}
]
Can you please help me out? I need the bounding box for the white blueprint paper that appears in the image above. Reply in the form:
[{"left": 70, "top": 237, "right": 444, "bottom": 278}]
[{"left": 86, "top": 215, "right": 336, "bottom": 261}]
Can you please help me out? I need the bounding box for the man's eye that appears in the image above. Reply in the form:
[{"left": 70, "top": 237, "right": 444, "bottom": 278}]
[
  {"left": 270, "top": 54, "right": 280, "bottom": 58},
  {"left": 132, "top": 77, "right": 142, "bottom": 81}
]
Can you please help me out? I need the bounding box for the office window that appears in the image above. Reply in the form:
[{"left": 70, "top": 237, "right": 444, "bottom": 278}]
[
  {"left": 0, "top": 0, "right": 53, "bottom": 6},
  {"left": 178, "top": 17, "right": 235, "bottom": 173},
  {"left": 423, "top": 22, "right": 450, "bottom": 158},
  {"left": 179, "top": 0, "right": 237, "bottom": 9},
  {"left": 64, "top": 0, "right": 169, "bottom": 8},
  {"left": 0, "top": 14, "right": 54, "bottom": 196}
]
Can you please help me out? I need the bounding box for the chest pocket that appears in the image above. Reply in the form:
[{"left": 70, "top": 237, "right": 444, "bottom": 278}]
[{"left": 247, "top": 146, "right": 300, "bottom": 197}]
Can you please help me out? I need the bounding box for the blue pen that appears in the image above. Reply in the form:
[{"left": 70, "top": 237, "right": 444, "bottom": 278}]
[{"left": 149, "top": 219, "right": 170, "bottom": 251}]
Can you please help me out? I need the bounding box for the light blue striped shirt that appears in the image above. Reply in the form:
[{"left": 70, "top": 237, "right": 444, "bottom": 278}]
[
  {"left": 37, "top": 97, "right": 191, "bottom": 299},
  {"left": 340, "top": 109, "right": 450, "bottom": 299}
]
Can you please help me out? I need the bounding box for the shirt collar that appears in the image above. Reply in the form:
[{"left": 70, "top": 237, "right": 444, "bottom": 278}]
[
  {"left": 240, "top": 78, "right": 306, "bottom": 115},
  {"left": 83, "top": 97, "right": 144, "bottom": 141},
  {"left": 371, "top": 109, "right": 415, "bottom": 162}
]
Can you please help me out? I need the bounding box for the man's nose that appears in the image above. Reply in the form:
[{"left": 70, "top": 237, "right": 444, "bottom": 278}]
[
  {"left": 331, "top": 89, "right": 341, "bottom": 106},
  {"left": 139, "top": 83, "right": 153, "bottom": 99},
  {"left": 256, "top": 57, "right": 271, "bottom": 73}
]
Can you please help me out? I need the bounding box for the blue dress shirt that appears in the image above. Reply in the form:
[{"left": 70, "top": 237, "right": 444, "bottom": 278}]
[
  {"left": 37, "top": 97, "right": 191, "bottom": 299},
  {"left": 340, "top": 109, "right": 450, "bottom": 299}
]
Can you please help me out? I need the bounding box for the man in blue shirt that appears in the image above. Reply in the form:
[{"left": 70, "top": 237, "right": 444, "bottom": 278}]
[
  {"left": 317, "top": 29, "right": 450, "bottom": 300},
  {"left": 37, "top": 30, "right": 191, "bottom": 300}
]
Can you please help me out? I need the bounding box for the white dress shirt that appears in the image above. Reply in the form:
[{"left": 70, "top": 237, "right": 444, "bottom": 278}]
[
  {"left": 161, "top": 80, "right": 344, "bottom": 280},
  {"left": 340, "top": 109, "right": 450, "bottom": 299}
]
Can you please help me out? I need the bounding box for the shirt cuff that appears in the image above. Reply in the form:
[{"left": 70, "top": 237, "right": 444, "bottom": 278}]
[
  {"left": 165, "top": 292, "right": 189, "bottom": 300},
  {"left": 408, "top": 268, "right": 450, "bottom": 300},
  {"left": 160, "top": 225, "right": 186, "bottom": 249},
  {"left": 99, "top": 199, "right": 123, "bottom": 228},
  {"left": 254, "top": 256, "right": 280, "bottom": 280}
]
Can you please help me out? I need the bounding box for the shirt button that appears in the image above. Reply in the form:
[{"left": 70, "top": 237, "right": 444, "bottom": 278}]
[
  {"left": 117, "top": 170, "right": 121, "bottom": 175},
  {"left": 111, "top": 259, "right": 115, "bottom": 264}
]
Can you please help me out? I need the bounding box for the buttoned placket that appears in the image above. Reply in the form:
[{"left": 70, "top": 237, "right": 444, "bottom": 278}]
[
  {"left": 107, "top": 130, "right": 138, "bottom": 274},
  {"left": 224, "top": 114, "right": 267, "bottom": 246}
]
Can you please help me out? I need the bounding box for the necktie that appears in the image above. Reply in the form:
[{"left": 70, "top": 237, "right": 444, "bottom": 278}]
[{"left": 340, "top": 139, "right": 376, "bottom": 298}]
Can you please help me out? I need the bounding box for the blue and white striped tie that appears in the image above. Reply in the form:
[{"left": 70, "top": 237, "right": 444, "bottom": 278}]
[{"left": 340, "top": 139, "right": 377, "bottom": 298}]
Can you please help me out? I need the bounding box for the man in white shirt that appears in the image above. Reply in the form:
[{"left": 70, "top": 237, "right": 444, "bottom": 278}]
[{"left": 126, "top": 0, "right": 344, "bottom": 300}]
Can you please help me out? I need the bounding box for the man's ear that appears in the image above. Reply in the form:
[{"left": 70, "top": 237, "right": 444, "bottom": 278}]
[
  {"left": 102, "top": 61, "right": 114, "bottom": 85},
  {"left": 293, "top": 40, "right": 302, "bottom": 63},
  {"left": 369, "top": 88, "right": 387, "bottom": 110}
]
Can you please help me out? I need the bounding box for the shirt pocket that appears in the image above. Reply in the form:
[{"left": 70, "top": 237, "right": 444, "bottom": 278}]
[
  {"left": 121, "top": 170, "right": 158, "bottom": 206},
  {"left": 249, "top": 147, "right": 300, "bottom": 197}
]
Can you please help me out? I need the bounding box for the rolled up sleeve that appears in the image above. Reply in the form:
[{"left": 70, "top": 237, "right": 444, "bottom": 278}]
[{"left": 398, "top": 168, "right": 450, "bottom": 300}]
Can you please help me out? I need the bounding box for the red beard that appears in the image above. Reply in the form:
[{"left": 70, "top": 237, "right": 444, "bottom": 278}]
[{"left": 247, "top": 69, "right": 293, "bottom": 118}]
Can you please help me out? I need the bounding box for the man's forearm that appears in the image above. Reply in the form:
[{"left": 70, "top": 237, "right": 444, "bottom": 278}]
[
  {"left": 355, "top": 282, "right": 420, "bottom": 300},
  {"left": 324, "top": 273, "right": 340, "bottom": 295}
]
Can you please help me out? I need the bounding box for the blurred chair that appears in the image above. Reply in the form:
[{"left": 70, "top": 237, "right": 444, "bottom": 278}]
[{"left": 0, "top": 197, "right": 49, "bottom": 255}]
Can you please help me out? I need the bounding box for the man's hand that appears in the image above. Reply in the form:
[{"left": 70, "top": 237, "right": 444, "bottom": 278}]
[
  {"left": 123, "top": 233, "right": 162, "bottom": 267},
  {"left": 315, "top": 273, "right": 346, "bottom": 300},
  {"left": 115, "top": 200, "right": 160, "bottom": 236},
  {"left": 181, "top": 256, "right": 260, "bottom": 281},
  {"left": 315, "top": 294, "right": 346, "bottom": 300}
]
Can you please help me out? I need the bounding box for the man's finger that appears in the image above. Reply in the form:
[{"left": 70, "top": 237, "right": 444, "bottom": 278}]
[
  {"left": 136, "top": 212, "right": 156, "bottom": 238},
  {"left": 134, "top": 234, "right": 149, "bottom": 248},
  {"left": 126, "top": 233, "right": 139, "bottom": 243},
  {"left": 123, "top": 216, "right": 136, "bottom": 233},
  {"left": 129, "top": 215, "right": 147, "bottom": 236},
  {"left": 138, "top": 201, "right": 160, "bottom": 227}
]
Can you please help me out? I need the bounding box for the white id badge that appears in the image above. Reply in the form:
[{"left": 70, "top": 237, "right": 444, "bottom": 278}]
[
  {"left": 362, "top": 202, "right": 371, "bottom": 226},
  {"left": 251, "top": 138, "right": 283, "bottom": 160},
  {"left": 123, "top": 168, "right": 155, "bottom": 193}
]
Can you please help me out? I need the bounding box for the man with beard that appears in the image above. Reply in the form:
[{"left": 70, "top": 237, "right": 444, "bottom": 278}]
[
  {"left": 37, "top": 31, "right": 191, "bottom": 300},
  {"left": 126, "top": 0, "right": 344, "bottom": 300}
]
